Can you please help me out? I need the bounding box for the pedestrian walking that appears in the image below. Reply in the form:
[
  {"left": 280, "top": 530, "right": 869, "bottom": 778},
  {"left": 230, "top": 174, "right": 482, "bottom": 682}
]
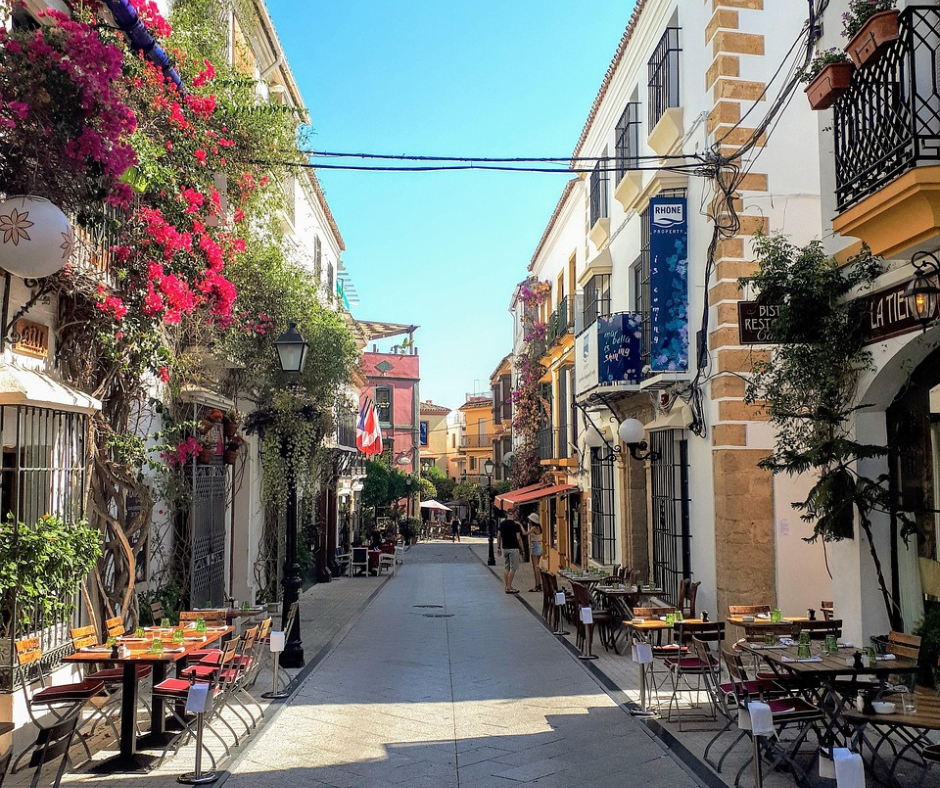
[
  {"left": 497, "top": 511, "right": 526, "bottom": 594},
  {"left": 451, "top": 518, "right": 461, "bottom": 542},
  {"left": 520, "top": 512, "right": 543, "bottom": 592}
]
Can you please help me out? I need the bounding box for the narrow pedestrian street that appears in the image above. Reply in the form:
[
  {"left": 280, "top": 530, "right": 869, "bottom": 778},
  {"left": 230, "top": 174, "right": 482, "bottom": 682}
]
[{"left": 223, "top": 542, "right": 700, "bottom": 788}]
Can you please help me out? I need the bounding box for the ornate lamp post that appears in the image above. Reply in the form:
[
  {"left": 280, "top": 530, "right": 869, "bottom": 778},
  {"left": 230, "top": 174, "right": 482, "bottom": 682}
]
[
  {"left": 273, "top": 321, "right": 309, "bottom": 669},
  {"left": 484, "top": 458, "right": 496, "bottom": 566}
]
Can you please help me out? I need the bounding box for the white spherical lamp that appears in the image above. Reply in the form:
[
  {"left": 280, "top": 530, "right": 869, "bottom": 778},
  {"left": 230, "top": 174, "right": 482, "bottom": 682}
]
[
  {"left": 0, "top": 196, "right": 74, "bottom": 279},
  {"left": 583, "top": 428, "right": 606, "bottom": 449},
  {"left": 618, "top": 418, "right": 646, "bottom": 446}
]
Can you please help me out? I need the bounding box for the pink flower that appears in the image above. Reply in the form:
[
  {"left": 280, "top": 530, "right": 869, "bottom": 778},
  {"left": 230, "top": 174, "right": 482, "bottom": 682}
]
[{"left": 194, "top": 149, "right": 207, "bottom": 165}]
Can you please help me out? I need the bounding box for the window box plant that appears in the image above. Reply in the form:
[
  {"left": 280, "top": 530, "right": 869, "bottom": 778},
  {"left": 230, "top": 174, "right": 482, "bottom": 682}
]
[
  {"left": 800, "top": 49, "right": 854, "bottom": 110},
  {"left": 843, "top": 1, "right": 899, "bottom": 68},
  {"left": 223, "top": 435, "right": 244, "bottom": 465},
  {"left": 197, "top": 433, "right": 217, "bottom": 464}
]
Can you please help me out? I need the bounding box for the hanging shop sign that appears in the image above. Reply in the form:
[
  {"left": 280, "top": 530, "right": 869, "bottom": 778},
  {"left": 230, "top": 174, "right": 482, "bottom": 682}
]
[
  {"left": 858, "top": 277, "right": 929, "bottom": 344},
  {"left": 649, "top": 196, "right": 689, "bottom": 372},
  {"left": 575, "top": 323, "right": 598, "bottom": 396},
  {"left": 597, "top": 313, "right": 644, "bottom": 385},
  {"left": 738, "top": 301, "right": 782, "bottom": 344}
]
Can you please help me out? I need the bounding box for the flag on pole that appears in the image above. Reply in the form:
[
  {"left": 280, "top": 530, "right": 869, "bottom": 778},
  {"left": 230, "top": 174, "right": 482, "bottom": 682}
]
[{"left": 357, "top": 397, "right": 383, "bottom": 456}]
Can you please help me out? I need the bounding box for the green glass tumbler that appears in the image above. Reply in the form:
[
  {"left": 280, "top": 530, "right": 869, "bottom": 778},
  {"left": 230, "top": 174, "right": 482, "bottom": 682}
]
[
  {"left": 797, "top": 643, "right": 811, "bottom": 659},
  {"left": 825, "top": 634, "right": 837, "bottom": 654},
  {"left": 134, "top": 626, "right": 145, "bottom": 638},
  {"left": 763, "top": 632, "right": 776, "bottom": 645},
  {"left": 241, "top": 601, "right": 250, "bottom": 613},
  {"left": 172, "top": 629, "right": 184, "bottom": 644},
  {"left": 195, "top": 617, "right": 207, "bottom": 634},
  {"left": 149, "top": 638, "right": 164, "bottom": 655},
  {"left": 771, "top": 608, "right": 783, "bottom": 624},
  {"left": 665, "top": 613, "right": 675, "bottom": 627},
  {"left": 799, "top": 630, "right": 811, "bottom": 646}
]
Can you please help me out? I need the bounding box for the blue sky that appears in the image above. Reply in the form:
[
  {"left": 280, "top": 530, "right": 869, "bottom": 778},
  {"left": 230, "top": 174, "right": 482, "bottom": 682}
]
[{"left": 266, "top": 1, "right": 636, "bottom": 413}]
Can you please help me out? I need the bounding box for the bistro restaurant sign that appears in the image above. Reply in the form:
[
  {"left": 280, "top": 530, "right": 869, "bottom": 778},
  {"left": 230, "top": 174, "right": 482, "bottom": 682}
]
[{"left": 738, "top": 301, "right": 781, "bottom": 344}]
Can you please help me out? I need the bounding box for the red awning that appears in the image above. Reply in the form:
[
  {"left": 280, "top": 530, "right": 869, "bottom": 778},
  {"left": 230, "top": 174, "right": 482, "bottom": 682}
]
[
  {"left": 496, "top": 483, "right": 578, "bottom": 510},
  {"left": 494, "top": 483, "right": 544, "bottom": 511}
]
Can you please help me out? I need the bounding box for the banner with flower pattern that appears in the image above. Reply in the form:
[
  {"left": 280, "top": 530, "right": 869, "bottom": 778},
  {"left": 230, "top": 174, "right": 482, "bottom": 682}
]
[
  {"left": 649, "top": 196, "right": 689, "bottom": 372},
  {"left": 597, "top": 313, "right": 644, "bottom": 385}
]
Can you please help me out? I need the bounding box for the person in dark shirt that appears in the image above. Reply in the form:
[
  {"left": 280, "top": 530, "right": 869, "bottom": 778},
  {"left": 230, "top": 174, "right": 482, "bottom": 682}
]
[{"left": 497, "top": 512, "right": 526, "bottom": 594}]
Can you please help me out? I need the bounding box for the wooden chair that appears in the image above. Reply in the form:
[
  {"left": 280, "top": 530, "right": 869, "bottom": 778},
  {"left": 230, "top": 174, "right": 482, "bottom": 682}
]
[
  {"left": 377, "top": 552, "right": 395, "bottom": 576},
  {"left": 820, "top": 601, "right": 834, "bottom": 621},
  {"left": 886, "top": 630, "right": 921, "bottom": 660},
  {"left": 663, "top": 621, "right": 725, "bottom": 728},
  {"left": 180, "top": 609, "right": 227, "bottom": 625},
  {"left": 350, "top": 546, "right": 369, "bottom": 576},
  {"left": 678, "top": 579, "right": 701, "bottom": 619},
  {"left": 10, "top": 638, "right": 111, "bottom": 773},
  {"left": 105, "top": 615, "right": 125, "bottom": 639},
  {"left": 20, "top": 715, "right": 79, "bottom": 788},
  {"left": 570, "top": 582, "right": 613, "bottom": 658},
  {"left": 150, "top": 600, "right": 165, "bottom": 624},
  {"left": 728, "top": 604, "right": 772, "bottom": 617},
  {"left": 797, "top": 619, "right": 842, "bottom": 641}
]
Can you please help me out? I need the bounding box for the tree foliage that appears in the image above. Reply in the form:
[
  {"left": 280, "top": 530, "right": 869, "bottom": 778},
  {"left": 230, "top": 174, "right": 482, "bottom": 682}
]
[{"left": 744, "top": 234, "right": 908, "bottom": 627}]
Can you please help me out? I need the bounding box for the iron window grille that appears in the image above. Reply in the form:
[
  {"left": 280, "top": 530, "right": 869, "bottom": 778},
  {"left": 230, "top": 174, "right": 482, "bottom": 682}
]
[
  {"left": 648, "top": 27, "right": 681, "bottom": 132},
  {"left": 615, "top": 101, "right": 642, "bottom": 184},
  {"left": 326, "top": 263, "right": 334, "bottom": 302},
  {"left": 833, "top": 7, "right": 940, "bottom": 211},
  {"left": 649, "top": 430, "right": 691, "bottom": 605},
  {"left": 314, "top": 235, "right": 322, "bottom": 282},
  {"left": 582, "top": 274, "right": 611, "bottom": 329},
  {"left": 538, "top": 426, "right": 554, "bottom": 461},
  {"left": 337, "top": 407, "right": 357, "bottom": 449},
  {"left": 590, "top": 448, "right": 616, "bottom": 565},
  {"left": 589, "top": 158, "right": 609, "bottom": 228},
  {"left": 374, "top": 387, "right": 392, "bottom": 426},
  {"left": 1, "top": 405, "right": 89, "bottom": 692}
]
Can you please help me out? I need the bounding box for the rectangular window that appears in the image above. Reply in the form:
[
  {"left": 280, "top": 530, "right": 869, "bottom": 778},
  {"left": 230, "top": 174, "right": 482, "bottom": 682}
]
[
  {"left": 648, "top": 27, "right": 681, "bottom": 131},
  {"left": 469, "top": 456, "right": 477, "bottom": 471},
  {"left": 314, "top": 236, "right": 322, "bottom": 282},
  {"left": 557, "top": 369, "right": 568, "bottom": 460},
  {"left": 374, "top": 387, "right": 392, "bottom": 427},
  {"left": 649, "top": 431, "right": 691, "bottom": 605},
  {"left": 420, "top": 421, "right": 428, "bottom": 446},
  {"left": 615, "top": 101, "right": 641, "bottom": 184},
  {"left": 326, "top": 263, "right": 334, "bottom": 300},
  {"left": 589, "top": 157, "right": 609, "bottom": 228},
  {"left": 590, "top": 449, "right": 616, "bottom": 565},
  {"left": 582, "top": 274, "right": 611, "bottom": 328}
]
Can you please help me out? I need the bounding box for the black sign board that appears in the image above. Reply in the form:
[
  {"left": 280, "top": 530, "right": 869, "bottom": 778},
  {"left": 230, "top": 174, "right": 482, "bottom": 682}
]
[
  {"left": 738, "top": 301, "right": 781, "bottom": 344},
  {"left": 859, "top": 277, "right": 925, "bottom": 344}
]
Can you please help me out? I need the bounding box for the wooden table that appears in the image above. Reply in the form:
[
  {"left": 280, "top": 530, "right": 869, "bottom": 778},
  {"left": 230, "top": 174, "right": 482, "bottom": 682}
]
[
  {"left": 726, "top": 614, "right": 810, "bottom": 636},
  {"left": 592, "top": 586, "right": 657, "bottom": 652},
  {"left": 65, "top": 625, "right": 234, "bottom": 773},
  {"left": 739, "top": 640, "right": 918, "bottom": 747},
  {"left": 626, "top": 618, "right": 707, "bottom": 715}
]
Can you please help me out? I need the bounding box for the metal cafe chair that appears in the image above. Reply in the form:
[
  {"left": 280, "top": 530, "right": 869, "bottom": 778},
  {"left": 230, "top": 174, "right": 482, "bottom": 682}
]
[
  {"left": 9, "top": 638, "right": 112, "bottom": 773},
  {"left": 663, "top": 621, "right": 725, "bottom": 729},
  {"left": 350, "top": 547, "right": 369, "bottom": 576},
  {"left": 21, "top": 715, "right": 80, "bottom": 788}
]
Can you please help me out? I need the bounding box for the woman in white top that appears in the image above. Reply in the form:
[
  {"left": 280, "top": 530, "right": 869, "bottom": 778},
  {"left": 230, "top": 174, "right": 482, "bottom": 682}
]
[{"left": 520, "top": 512, "right": 543, "bottom": 592}]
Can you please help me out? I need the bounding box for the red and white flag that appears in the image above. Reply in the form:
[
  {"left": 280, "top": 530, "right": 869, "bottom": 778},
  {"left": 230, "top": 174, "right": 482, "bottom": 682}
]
[{"left": 357, "top": 397, "right": 383, "bottom": 456}]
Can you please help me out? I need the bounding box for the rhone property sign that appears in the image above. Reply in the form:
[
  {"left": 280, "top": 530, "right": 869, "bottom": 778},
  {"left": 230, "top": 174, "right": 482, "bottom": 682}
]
[{"left": 649, "top": 196, "right": 689, "bottom": 372}]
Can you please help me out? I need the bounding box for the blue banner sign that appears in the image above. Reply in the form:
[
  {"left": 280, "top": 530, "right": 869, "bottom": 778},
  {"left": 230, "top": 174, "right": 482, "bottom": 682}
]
[
  {"left": 597, "top": 313, "right": 644, "bottom": 385},
  {"left": 649, "top": 196, "right": 689, "bottom": 372},
  {"left": 420, "top": 420, "right": 428, "bottom": 446}
]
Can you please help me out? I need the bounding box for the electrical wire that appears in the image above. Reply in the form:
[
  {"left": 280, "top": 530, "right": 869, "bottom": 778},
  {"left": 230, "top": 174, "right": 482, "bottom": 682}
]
[{"left": 242, "top": 158, "right": 708, "bottom": 175}]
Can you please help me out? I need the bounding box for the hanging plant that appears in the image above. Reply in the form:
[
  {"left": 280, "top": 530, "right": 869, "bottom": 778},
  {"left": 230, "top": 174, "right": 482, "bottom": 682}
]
[{"left": 742, "top": 234, "right": 912, "bottom": 629}]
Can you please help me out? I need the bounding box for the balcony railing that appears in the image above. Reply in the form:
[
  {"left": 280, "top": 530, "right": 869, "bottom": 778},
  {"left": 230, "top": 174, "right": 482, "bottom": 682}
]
[
  {"left": 648, "top": 27, "right": 681, "bottom": 131},
  {"left": 461, "top": 433, "right": 493, "bottom": 449},
  {"left": 547, "top": 295, "right": 573, "bottom": 346},
  {"left": 834, "top": 7, "right": 940, "bottom": 211}
]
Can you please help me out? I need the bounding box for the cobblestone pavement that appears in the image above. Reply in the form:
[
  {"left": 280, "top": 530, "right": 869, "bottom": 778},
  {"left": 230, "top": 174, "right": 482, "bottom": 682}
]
[{"left": 221, "top": 538, "right": 701, "bottom": 788}]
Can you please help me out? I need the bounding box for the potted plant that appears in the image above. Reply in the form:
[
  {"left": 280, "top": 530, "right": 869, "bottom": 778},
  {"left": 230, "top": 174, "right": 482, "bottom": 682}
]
[
  {"left": 799, "top": 49, "right": 854, "bottom": 110},
  {"left": 843, "top": 0, "right": 899, "bottom": 68},
  {"left": 197, "top": 433, "right": 216, "bottom": 464},
  {"left": 224, "top": 435, "right": 244, "bottom": 465},
  {"left": 223, "top": 407, "right": 242, "bottom": 438}
]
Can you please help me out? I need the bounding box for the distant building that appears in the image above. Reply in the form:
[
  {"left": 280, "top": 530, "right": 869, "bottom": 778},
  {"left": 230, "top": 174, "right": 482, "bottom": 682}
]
[{"left": 419, "top": 400, "right": 450, "bottom": 473}]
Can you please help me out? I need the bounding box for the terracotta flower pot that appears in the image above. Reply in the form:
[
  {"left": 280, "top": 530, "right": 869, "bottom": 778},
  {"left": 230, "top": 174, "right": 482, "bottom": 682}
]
[
  {"left": 805, "top": 62, "right": 854, "bottom": 110},
  {"left": 224, "top": 420, "right": 238, "bottom": 438},
  {"left": 198, "top": 447, "right": 215, "bottom": 464},
  {"left": 845, "top": 10, "right": 900, "bottom": 68},
  {"left": 223, "top": 449, "right": 238, "bottom": 465}
]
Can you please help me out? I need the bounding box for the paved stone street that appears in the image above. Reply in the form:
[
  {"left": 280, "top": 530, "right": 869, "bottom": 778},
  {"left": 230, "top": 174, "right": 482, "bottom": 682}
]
[{"left": 221, "top": 540, "right": 701, "bottom": 788}]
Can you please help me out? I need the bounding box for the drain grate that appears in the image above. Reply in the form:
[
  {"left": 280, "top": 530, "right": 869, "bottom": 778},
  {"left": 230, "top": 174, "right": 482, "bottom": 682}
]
[
  {"left": 422, "top": 613, "right": 454, "bottom": 618},
  {"left": 413, "top": 604, "right": 443, "bottom": 609}
]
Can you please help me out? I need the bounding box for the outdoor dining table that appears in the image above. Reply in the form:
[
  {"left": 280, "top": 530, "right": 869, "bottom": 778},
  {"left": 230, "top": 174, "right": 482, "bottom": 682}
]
[
  {"left": 64, "top": 624, "right": 234, "bottom": 773},
  {"left": 193, "top": 606, "right": 265, "bottom": 625},
  {"left": 726, "top": 614, "right": 810, "bottom": 635},
  {"left": 738, "top": 639, "right": 919, "bottom": 746},
  {"left": 592, "top": 586, "right": 658, "bottom": 652},
  {"left": 557, "top": 571, "right": 604, "bottom": 587}
]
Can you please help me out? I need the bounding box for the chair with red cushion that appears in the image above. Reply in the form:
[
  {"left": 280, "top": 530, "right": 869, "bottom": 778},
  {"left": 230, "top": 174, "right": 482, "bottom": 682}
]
[
  {"left": 9, "top": 637, "right": 111, "bottom": 774},
  {"left": 152, "top": 639, "right": 240, "bottom": 765},
  {"left": 663, "top": 621, "right": 725, "bottom": 729}
]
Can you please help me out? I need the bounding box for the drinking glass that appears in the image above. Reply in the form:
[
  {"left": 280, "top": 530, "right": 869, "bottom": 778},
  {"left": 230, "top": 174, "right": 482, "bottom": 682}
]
[
  {"left": 665, "top": 613, "right": 675, "bottom": 627},
  {"left": 134, "top": 626, "right": 145, "bottom": 638},
  {"left": 864, "top": 646, "right": 877, "bottom": 666},
  {"left": 763, "top": 632, "right": 776, "bottom": 645},
  {"left": 771, "top": 608, "right": 783, "bottom": 624},
  {"left": 172, "top": 629, "right": 184, "bottom": 644},
  {"left": 241, "top": 601, "right": 250, "bottom": 613},
  {"left": 900, "top": 688, "right": 917, "bottom": 714},
  {"left": 799, "top": 630, "right": 811, "bottom": 646},
  {"left": 149, "top": 638, "right": 163, "bottom": 655},
  {"left": 675, "top": 610, "right": 684, "bottom": 623},
  {"left": 825, "top": 634, "right": 838, "bottom": 654},
  {"left": 195, "top": 617, "right": 207, "bottom": 634},
  {"left": 797, "top": 643, "right": 811, "bottom": 659},
  {"left": 160, "top": 617, "right": 171, "bottom": 629}
]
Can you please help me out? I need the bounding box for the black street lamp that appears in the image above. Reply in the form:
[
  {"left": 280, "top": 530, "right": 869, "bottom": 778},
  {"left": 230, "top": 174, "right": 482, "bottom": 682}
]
[
  {"left": 484, "top": 458, "right": 496, "bottom": 566},
  {"left": 274, "top": 321, "right": 309, "bottom": 669}
]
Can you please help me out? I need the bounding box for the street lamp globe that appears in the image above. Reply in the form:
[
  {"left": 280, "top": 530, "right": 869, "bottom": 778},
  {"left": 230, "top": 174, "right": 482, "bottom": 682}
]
[
  {"left": 274, "top": 321, "right": 309, "bottom": 374},
  {"left": 483, "top": 458, "right": 494, "bottom": 477}
]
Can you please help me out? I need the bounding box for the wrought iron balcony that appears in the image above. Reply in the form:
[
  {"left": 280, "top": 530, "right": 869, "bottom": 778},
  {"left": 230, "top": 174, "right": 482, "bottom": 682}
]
[
  {"left": 460, "top": 433, "right": 493, "bottom": 449},
  {"left": 538, "top": 426, "right": 554, "bottom": 461},
  {"left": 834, "top": 7, "right": 940, "bottom": 211}
]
